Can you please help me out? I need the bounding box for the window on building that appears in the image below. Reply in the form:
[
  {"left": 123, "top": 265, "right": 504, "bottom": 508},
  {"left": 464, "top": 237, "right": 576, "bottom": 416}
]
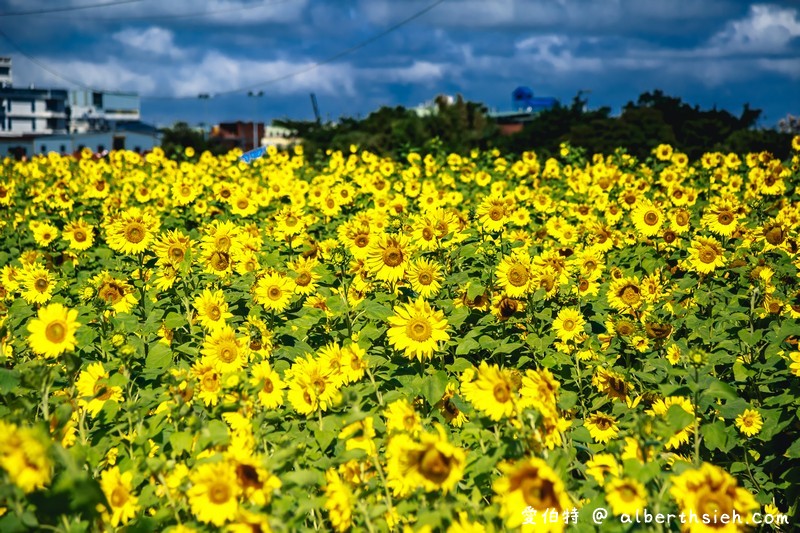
[
  {"left": 113, "top": 136, "right": 125, "bottom": 150},
  {"left": 31, "top": 100, "right": 35, "bottom": 112},
  {"left": 134, "top": 146, "right": 141, "bottom": 153},
  {"left": 60, "top": 145, "right": 66, "bottom": 153},
  {"left": 93, "top": 92, "right": 103, "bottom": 108},
  {"left": 41, "top": 145, "right": 47, "bottom": 153},
  {"left": 97, "top": 144, "right": 105, "bottom": 153},
  {"left": 31, "top": 119, "right": 36, "bottom": 131}
]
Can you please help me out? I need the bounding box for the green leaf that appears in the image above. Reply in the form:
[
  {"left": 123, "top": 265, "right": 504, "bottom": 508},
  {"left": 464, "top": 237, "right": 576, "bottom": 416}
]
[
  {"left": 666, "top": 404, "right": 694, "bottom": 432},
  {"left": 467, "top": 283, "right": 485, "bottom": 300},
  {"left": 421, "top": 370, "right": 449, "bottom": 406},
  {"left": 558, "top": 391, "right": 578, "bottom": 411},
  {"left": 0, "top": 368, "right": 20, "bottom": 394},
  {"left": 169, "top": 431, "right": 194, "bottom": 456},
  {"left": 455, "top": 337, "right": 480, "bottom": 355},
  {"left": 702, "top": 420, "right": 731, "bottom": 452},
  {"left": 785, "top": 439, "right": 800, "bottom": 459},
  {"left": 737, "top": 329, "right": 762, "bottom": 346},
  {"left": 362, "top": 301, "right": 393, "bottom": 321},
  {"left": 703, "top": 379, "right": 739, "bottom": 402},
  {"left": 144, "top": 343, "right": 172, "bottom": 375},
  {"left": 164, "top": 311, "right": 187, "bottom": 330}
]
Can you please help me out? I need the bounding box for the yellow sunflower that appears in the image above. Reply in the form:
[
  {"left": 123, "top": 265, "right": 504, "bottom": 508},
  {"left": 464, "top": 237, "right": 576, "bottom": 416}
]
[
  {"left": 646, "top": 396, "right": 695, "bottom": 449},
  {"left": 669, "top": 463, "right": 758, "bottom": 530},
  {"left": 585, "top": 453, "right": 621, "bottom": 486},
  {"left": 62, "top": 219, "right": 94, "bottom": 251},
  {"left": 20, "top": 264, "right": 56, "bottom": 305},
  {"left": 153, "top": 229, "right": 192, "bottom": 267},
  {"left": 493, "top": 457, "right": 572, "bottom": 531},
  {"left": 631, "top": 200, "right": 664, "bottom": 237},
  {"left": 201, "top": 326, "right": 249, "bottom": 373},
  {"left": 461, "top": 362, "right": 517, "bottom": 421},
  {"left": 100, "top": 467, "right": 140, "bottom": 527},
  {"left": 406, "top": 257, "right": 443, "bottom": 298},
  {"left": 584, "top": 412, "right": 619, "bottom": 444},
  {"left": 105, "top": 207, "right": 160, "bottom": 255},
  {"left": 365, "top": 232, "right": 412, "bottom": 283},
  {"left": 250, "top": 361, "right": 285, "bottom": 409},
  {"left": 735, "top": 409, "right": 763, "bottom": 437},
  {"left": 289, "top": 257, "right": 320, "bottom": 296},
  {"left": 605, "top": 478, "right": 648, "bottom": 515},
  {"left": 193, "top": 288, "right": 233, "bottom": 331},
  {"left": 384, "top": 399, "right": 422, "bottom": 435},
  {"left": 688, "top": 236, "right": 726, "bottom": 274},
  {"left": 32, "top": 221, "right": 59, "bottom": 247},
  {"left": 0, "top": 423, "right": 52, "bottom": 494},
  {"left": 386, "top": 298, "right": 449, "bottom": 361},
  {"left": 254, "top": 272, "right": 296, "bottom": 312},
  {"left": 187, "top": 460, "right": 241, "bottom": 526},
  {"left": 607, "top": 276, "right": 643, "bottom": 312},
  {"left": 27, "top": 302, "right": 80, "bottom": 358},
  {"left": 385, "top": 426, "right": 466, "bottom": 497},
  {"left": 76, "top": 362, "right": 124, "bottom": 418},
  {"left": 495, "top": 252, "right": 533, "bottom": 297},
  {"left": 324, "top": 469, "right": 354, "bottom": 532},
  {"left": 552, "top": 308, "right": 586, "bottom": 342}
]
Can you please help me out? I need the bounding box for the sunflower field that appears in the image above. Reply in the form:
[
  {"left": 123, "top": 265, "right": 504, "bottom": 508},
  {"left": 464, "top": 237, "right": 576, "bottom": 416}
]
[{"left": 1, "top": 138, "right": 800, "bottom": 532}]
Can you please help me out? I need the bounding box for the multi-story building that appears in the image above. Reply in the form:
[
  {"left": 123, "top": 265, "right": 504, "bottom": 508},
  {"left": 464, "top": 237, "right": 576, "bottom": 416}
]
[
  {"left": 69, "top": 89, "right": 141, "bottom": 133},
  {"left": 0, "top": 86, "right": 70, "bottom": 135}
]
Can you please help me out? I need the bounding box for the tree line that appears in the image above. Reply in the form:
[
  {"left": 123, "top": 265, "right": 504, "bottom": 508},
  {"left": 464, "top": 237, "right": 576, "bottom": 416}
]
[{"left": 161, "top": 90, "right": 795, "bottom": 161}]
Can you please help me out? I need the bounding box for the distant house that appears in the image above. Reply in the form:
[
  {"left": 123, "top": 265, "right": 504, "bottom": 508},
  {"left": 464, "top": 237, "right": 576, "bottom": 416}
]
[
  {"left": 0, "top": 56, "right": 159, "bottom": 157},
  {"left": 489, "top": 86, "right": 559, "bottom": 135},
  {"left": 211, "top": 121, "right": 264, "bottom": 151}
]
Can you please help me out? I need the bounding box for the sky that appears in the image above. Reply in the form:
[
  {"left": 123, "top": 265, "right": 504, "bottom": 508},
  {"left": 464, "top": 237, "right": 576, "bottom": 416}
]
[{"left": 1, "top": 0, "right": 799, "bottom": 128}]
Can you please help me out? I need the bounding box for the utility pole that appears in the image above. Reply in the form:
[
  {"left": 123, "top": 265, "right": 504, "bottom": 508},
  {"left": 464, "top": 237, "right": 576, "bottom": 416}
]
[
  {"left": 198, "top": 93, "right": 211, "bottom": 140},
  {"left": 248, "top": 90, "right": 264, "bottom": 150}
]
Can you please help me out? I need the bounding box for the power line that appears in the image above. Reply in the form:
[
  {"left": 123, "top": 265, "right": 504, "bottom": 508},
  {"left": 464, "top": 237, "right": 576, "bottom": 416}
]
[
  {"left": 0, "top": 0, "right": 145, "bottom": 17},
  {"left": 147, "top": 0, "right": 447, "bottom": 100},
  {"left": 34, "top": 0, "right": 297, "bottom": 22},
  {"left": 0, "top": 0, "right": 447, "bottom": 100}
]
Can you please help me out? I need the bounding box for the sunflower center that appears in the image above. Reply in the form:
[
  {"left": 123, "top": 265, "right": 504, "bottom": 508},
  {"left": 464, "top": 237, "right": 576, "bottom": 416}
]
[
  {"left": 169, "top": 246, "right": 185, "bottom": 262},
  {"left": 354, "top": 234, "right": 369, "bottom": 248},
  {"left": 237, "top": 199, "right": 249, "bottom": 209},
  {"left": 718, "top": 211, "right": 734, "bottom": 225},
  {"left": 267, "top": 286, "right": 282, "bottom": 300},
  {"left": 35, "top": 277, "right": 49, "bottom": 291},
  {"left": 620, "top": 285, "right": 641, "bottom": 306},
  {"left": 74, "top": 230, "right": 87, "bottom": 242},
  {"left": 210, "top": 252, "right": 230, "bottom": 270},
  {"left": 618, "top": 485, "right": 637, "bottom": 502},
  {"left": 418, "top": 271, "right": 433, "bottom": 285},
  {"left": 764, "top": 225, "right": 785, "bottom": 245},
  {"left": 578, "top": 279, "right": 590, "bottom": 291},
  {"left": 644, "top": 211, "right": 659, "bottom": 225},
  {"left": 236, "top": 464, "right": 260, "bottom": 489},
  {"left": 520, "top": 476, "right": 558, "bottom": 509},
  {"left": 507, "top": 264, "right": 529, "bottom": 287},
  {"left": 208, "top": 482, "right": 231, "bottom": 504},
  {"left": 419, "top": 448, "right": 452, "bottom": 484},
  {"left": 45, "top": 320, "right": 67, "bottom": 343},
  {"left": 594, "top": 417, "right": 611, "bottom": 430},
  {"left": 382, "top": 246, "right": 404, "bottom": 267},
  {"left": 218, "top": 344, "right": 237, "bottom": 363},
  {"left": 99, "top": 282, "right": 124, "bottom": 304},
  {"left": 313, "top": 377, "right": 327, "bottom": 395},
  {"left": 422, "top": 227, "right": 434, "bottom": 240},
  {"left": 406, "top": 318, "right": 432, "bottom": 342},
  {"left": 488, "top": 206, "right": 504, "bottom": 221},
  {"left": 663, "top": 230, "right": 677, "bottom": 243},
  {"left": 93, "top": 382, "right": 113, "bottom": 401},
  {"left": 215, "top": 235, "right": 231, "bottom": 251},
  {"left": 263, "top": 379, "right": 274, "bottom": 393},
  {"left": 296, "top": 272, "right": 311, "bottom": 286},
  {"left": 699, "top": 246, "right": 717, "bottom": 264},
  {"left": 675, "top": 211, "right": 689, "bottom": 226},
  {"left": 562, "top": 318, "right": 575, "bottom": 331},
  {"left": 493, "top": 382, "right": 510, "bottom": 403},
  {"left": 124, "top": 223, "right": 145, "bottom": 244},
  {"left": 110, "top": 486, "right": 129, "bottom": 508},
  {"left": 202, "top": 371, "right": 220, "bottom": 391}
]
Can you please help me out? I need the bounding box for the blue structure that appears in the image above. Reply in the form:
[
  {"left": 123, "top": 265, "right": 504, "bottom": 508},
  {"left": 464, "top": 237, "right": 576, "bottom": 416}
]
[{"left": 512, "top": 86, "right": 557, "bottom": 113}]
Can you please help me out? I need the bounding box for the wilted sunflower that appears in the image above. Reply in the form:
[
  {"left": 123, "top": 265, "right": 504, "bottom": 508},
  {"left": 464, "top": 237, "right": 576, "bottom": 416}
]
[
  {"left": 105, "top": 207, "right": 159, "bottom": 255},
  {"left": 365, "top": 232, "right": 412, "bottom": 283},
  {"left": 493, "top": 457, "right": 572, "bottom": 531},
  {"left": 27, "top": 302, "right": 80, "bottom": 358},
  {"left": 386, "top": 298, "right": 449, "bottom": 361},
  {"left": 187, "top": 460, "right": 241, "bottom": 527}
]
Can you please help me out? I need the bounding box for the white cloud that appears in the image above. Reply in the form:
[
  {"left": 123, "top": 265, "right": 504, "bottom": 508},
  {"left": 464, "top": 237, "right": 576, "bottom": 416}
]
[
  {"left": 708, "top": 4, "right": 800, "bottom": 54},
  {"left": 113, "top": 27, "right": 183, "bottom": 59}
]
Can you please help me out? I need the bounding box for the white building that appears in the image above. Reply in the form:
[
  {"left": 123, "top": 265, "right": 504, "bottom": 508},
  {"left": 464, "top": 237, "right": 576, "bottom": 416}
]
[
  {"left": 0, "top": 85, "right": 69, "bottom": 136},
  {"left": 69, "top": 89, "right": 141, "bottom": 133}
]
